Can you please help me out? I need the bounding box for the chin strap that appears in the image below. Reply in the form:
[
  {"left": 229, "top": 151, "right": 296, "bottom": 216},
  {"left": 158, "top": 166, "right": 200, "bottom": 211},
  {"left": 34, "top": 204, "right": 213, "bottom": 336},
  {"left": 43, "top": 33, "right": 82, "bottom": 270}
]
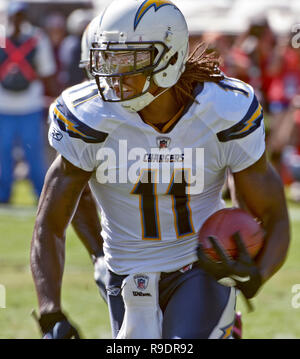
[{"left": 121, "top": 76, "right": 170, "bottom": 113}]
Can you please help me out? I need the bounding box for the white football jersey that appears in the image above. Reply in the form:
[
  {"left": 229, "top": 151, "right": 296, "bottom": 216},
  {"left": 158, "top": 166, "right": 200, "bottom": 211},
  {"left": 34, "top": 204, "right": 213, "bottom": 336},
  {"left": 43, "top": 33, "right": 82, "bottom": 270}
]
[{"left": 48, "top": 77, "right": 265, "bottom": 275}]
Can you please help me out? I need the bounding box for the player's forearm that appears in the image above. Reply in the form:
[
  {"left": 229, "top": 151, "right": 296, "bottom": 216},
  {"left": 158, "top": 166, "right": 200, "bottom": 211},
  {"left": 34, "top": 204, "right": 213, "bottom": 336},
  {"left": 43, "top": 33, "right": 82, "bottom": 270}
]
[
  {"left": 31, "top": 223, "right": 66, "bottom": 314},
  {"left": 234, "top": 156, "right": 291, "bottom": 284},
  {"left": 71, "top": 186, "right": 104, "bottom": 258},
  {"left": 254, "top": 166, "right": 291, "bottom": 283},
  {"left": 256, "top": 207, "right": 290, "bottom": 283},
  {"left": 30, "top": 156, "right": 92, "bottom": 314}
]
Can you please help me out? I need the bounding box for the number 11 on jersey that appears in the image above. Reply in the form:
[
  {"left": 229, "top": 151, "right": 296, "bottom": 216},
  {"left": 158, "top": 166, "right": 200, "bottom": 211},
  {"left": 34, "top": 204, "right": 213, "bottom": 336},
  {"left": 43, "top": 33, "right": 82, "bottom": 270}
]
[{"left": 131, "top": 169, "right": 195, "bottom": 241}]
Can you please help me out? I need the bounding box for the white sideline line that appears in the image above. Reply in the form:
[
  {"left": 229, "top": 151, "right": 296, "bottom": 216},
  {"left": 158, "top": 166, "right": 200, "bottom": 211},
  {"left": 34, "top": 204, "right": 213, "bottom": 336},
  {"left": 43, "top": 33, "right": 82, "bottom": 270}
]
[{"left": 0, "top": 205, "right": 36, "bottom": 218}]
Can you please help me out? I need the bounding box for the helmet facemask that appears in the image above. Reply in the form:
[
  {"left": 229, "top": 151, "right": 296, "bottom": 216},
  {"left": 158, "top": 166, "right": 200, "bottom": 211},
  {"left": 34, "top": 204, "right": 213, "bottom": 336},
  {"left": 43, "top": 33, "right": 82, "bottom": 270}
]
[{"left": 91, "top": 40, "right": 171, "bottom": 106}]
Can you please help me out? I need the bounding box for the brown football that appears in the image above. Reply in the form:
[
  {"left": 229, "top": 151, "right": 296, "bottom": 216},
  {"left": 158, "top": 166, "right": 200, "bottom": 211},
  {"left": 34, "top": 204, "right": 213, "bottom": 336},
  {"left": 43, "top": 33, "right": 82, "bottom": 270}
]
[{"left": 198, "top": 208, "right": 265, "bottom": 261}]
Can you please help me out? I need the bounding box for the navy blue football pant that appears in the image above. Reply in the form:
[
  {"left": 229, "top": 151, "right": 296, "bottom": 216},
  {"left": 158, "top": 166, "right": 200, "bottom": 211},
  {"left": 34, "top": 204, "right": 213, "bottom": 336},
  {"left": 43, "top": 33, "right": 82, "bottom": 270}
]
[
  {"left": 0, "top": 110, "right": 46, "bottom": 202},
  {"left": 107, "top": 264, "right": 236, "bottom": 339}
]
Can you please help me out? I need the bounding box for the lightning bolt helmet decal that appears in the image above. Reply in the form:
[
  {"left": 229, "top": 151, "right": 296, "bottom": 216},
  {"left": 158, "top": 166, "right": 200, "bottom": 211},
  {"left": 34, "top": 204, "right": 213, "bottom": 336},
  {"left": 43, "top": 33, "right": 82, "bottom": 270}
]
[{"left": 134, "top": 0, "right": 176, "bottom": 30}]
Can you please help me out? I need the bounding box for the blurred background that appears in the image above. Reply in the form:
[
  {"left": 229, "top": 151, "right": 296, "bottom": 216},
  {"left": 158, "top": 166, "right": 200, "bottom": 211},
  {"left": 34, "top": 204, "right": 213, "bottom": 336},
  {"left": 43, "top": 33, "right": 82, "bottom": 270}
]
[{"left": 0, "top": 0, "right": 300, "bottom": 339}]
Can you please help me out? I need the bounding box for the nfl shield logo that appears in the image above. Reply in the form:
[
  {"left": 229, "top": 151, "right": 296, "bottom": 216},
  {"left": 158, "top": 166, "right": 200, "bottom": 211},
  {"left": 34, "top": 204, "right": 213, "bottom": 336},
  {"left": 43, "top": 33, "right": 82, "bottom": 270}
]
[
  {"left": 134, "top": 274, "right": 149, "bottom": 291},
  {"left": 157, "top": 136, "right": 171, "bottom": 149}
]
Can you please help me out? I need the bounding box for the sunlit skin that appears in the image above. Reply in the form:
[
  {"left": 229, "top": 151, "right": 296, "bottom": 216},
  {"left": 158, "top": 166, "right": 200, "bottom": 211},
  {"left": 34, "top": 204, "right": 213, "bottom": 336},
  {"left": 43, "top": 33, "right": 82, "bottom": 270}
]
[{"left": 113, "top": 73, "right": 182, "bottom": 126}]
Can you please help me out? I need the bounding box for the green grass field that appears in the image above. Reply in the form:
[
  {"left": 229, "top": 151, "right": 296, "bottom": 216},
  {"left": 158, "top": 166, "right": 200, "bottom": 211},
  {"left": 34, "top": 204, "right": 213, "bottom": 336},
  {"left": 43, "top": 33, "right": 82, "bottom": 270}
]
[{"left": 0, "top": 180, "right": 299, "bottom": 339}]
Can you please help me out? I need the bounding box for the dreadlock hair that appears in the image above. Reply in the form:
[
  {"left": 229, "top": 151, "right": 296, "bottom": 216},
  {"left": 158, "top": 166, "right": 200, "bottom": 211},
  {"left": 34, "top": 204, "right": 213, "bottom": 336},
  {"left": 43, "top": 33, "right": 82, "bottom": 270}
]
[{"left": 173, "top": 42, "right": 225, "bottom": 107}]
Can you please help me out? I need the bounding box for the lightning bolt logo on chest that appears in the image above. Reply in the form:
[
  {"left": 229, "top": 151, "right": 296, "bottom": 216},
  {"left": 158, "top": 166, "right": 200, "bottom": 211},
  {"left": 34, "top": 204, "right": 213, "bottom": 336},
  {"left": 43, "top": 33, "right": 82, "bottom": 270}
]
[{"left": 134, "top": 0, "right": 175, "bottom": 30}]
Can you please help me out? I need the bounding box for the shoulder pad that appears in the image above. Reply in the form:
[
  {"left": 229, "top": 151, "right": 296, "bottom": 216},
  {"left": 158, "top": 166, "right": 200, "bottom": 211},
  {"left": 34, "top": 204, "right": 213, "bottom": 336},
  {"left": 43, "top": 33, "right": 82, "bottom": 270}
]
[
  {"left": 65, "top": 81, "right": 99, "bottom": 107},
  {"left": 217, "top": 93, "right": 263, "bottom": 142},
  {"left": 52, "top": 87, "right": 108, "bottom": 144},
  {"left": 200, "top": 78, "right": 263, "bottom": 142}
]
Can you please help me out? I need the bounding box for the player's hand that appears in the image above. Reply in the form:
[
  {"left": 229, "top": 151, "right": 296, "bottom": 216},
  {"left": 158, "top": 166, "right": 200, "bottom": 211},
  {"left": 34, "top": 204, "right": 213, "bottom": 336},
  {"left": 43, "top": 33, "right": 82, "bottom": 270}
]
[
  {"left": 39, "top": 311, "right": 81, "bottom": 339},
  {"left": 196, "top": 232, "right": 262, "bottom": 299},
  {"left": 93, "top": 255, "right": 108, "bottom": 303}
]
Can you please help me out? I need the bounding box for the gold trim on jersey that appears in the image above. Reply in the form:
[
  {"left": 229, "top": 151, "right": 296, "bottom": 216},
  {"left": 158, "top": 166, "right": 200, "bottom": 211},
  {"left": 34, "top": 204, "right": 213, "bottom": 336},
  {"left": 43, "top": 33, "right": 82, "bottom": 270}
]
[
  {"left": 235, "top": 104, "right": 262, "bottom": 135},
  {"left": 73, "top": 93, "right": 99, "bottom": 108},
  {"left": 54, "top": 106, "right": 87, "bottom": 138},
  {"left": 131, "top": 169, "right": 161, "bottom": 241},
  {"left": 166, "top": 169, "right": 195, "bottom": 239}
]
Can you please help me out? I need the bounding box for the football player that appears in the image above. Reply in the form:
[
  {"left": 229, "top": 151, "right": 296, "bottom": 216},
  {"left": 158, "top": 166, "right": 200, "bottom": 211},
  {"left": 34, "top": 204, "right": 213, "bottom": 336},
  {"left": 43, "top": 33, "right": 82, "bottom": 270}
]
[
  {"left": 31, "top": 0, "right": 290, "bottom": 339},
  {"left": 80, "top": 13, "right": 245, "bottom": 339}
]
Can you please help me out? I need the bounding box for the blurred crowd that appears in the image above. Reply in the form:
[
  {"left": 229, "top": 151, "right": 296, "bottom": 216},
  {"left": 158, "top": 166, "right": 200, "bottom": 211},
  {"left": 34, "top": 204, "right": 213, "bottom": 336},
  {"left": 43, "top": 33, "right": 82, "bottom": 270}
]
[
  {"left": 193, "top": 18, "right": 300, "bottom": 199},
  {"left": 1, "top": 1, "right": 300, "bottom": 203}
]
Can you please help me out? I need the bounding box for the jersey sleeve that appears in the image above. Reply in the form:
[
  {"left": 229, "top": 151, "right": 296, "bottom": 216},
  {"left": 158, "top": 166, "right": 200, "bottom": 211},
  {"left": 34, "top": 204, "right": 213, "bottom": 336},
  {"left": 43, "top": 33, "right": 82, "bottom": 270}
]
[
  {"left": 48, "top": 95, "right": 108, "bottom": 172},
  {"left": 216, "top": 85, "right": 265, "bottom": 173}
]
